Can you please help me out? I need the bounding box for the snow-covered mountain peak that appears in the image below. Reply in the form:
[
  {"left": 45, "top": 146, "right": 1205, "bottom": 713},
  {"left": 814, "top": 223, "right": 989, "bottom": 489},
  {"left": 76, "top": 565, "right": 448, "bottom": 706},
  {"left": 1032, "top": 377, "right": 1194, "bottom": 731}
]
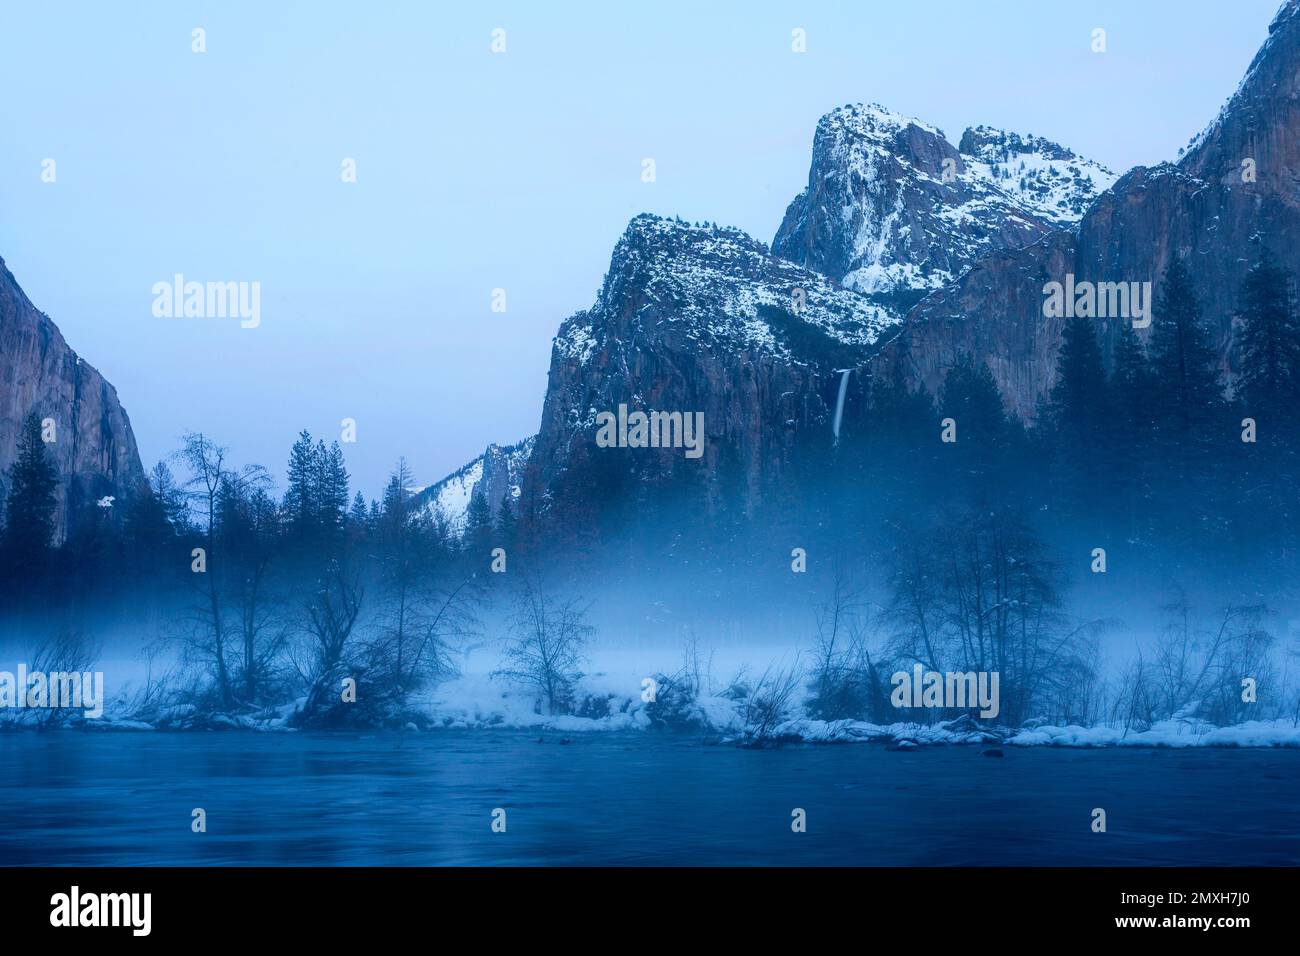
[
  {"left": 817, "top": 102, "right": 945, "bottom": 147},
  {"left": 563, "top": 213, "right": 897, "bottom": 367},
  {"left": 774, "top": 104, "right": 1117, "bottom": 305},
  {"left": 958, "top": 126, "right": 1118, "bottom": 224}
]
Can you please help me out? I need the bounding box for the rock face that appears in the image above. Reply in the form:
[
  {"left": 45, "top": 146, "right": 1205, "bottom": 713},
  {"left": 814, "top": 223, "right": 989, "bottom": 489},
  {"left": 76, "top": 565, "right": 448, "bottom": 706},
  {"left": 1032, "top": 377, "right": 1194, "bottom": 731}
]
[
  {"left": 0, "top": 256, "right": 145, "bottom": 540},
  {"left": 498, "top": 2, "right": 1299, "bottom": 538},
  {"left": 519, "top": 214, "right": 890, "bottom": 526},
  {"left": 874, "top": 0, "right": 1300, "bottom": 419},
  {"left": 772, "top": 104, "right": 1115, "bottom": 315},
  {"left": 514, "top": 110, "right": 1114, "bottom": 530},
  {"left": 414, "top": 436, "right": 535, "bottom": 534}
]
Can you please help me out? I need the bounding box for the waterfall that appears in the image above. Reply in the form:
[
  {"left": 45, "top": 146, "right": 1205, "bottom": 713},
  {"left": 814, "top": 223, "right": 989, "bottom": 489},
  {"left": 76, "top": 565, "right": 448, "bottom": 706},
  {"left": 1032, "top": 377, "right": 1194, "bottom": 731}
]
[{"left": 832, "top": 368, "right": 852, "bottom": 446}]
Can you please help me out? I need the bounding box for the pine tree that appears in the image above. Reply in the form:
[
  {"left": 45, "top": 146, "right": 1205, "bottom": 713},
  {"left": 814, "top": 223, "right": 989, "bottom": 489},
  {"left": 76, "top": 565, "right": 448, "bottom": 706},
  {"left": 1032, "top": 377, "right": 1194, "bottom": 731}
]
[
  {"left": 2, "top": 413, "right": 59, "bottom": 568},
  {"left": 870, "top": 374, "right": 937, "bottom": 447},
  {"left": 1145, "top": 259, "right": 1227, "bottom": 543},
  {"left": 1149, "top": 259, "right": 1223, "bottom": 449},
  {"left": 940, "top": 353, "right": 1011, "bottom": 500},
  {"left": 1047, "top": 315, "right": 1110, "bottom": 495},
  {"left": 312, "top": 440, "right": 349, "bottom": 542},
  {"left": 862, "top": 374, "right": 937, "bottom": 515},
  {"left": 496, "top": 492, "right": 517, "bottom": 542},
  {"left": 1236, "top": 251, "right": 1300, "bottom": 425},
  {"left": 941, "top": 353, "right": 1008, "bottom": 448},
  {"left": 463, "top": 490, "right": 493, "bottom": 559},
  {"left": 284, "top": 430, "right": 317, "bottom": 537},
  {"left": 324, "top": 441, "right": 350, "bottom": 532},
  {"left": 1109, "top": 324, "right": 1156, "bottom": 536},
  {"left": 1234, "top": 252, "right": 1300, "bottom": 553},
  {"left": 381, "top": 459, "right": 414, "bottom": 523},
  {"left": 349, "top": 491, "right": 369, "bottom": 529},
  {"left": 124, "top": 461, "right": 185, "bottom": 569},
  {"left": 1110, "top": 323, "right": 1154, "bottom": 429}
]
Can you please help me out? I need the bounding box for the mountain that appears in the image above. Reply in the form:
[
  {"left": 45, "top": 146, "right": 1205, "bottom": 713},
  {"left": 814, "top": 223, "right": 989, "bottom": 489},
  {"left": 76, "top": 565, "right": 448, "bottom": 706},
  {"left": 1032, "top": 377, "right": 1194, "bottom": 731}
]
[
  {"left": 518, "top": 214, "right": 891, "bottom": 529},
  {"left": 481, "top": 2, "right": 1299, "bottom": 542},
  {"left": 414, "top": 436, "right": 535, "bottom": 534},
  {"left": 514, "top": 110, "right": 1114, "bottom": 532},
  {"left": 0, "top": 257, "right": 145, "bottom": 540},
  {"left": 873, "top": 0, "right": 1300, "bottom": 419},
  {"left": 772, "top": 104, "right": 1116, "bottom": 315}
]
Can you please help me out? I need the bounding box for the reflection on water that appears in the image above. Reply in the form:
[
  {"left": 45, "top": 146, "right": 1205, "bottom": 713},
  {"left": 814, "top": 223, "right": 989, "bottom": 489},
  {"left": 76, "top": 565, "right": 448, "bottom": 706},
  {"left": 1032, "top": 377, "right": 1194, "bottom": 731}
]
[{"left": 0, "top": 731, "right": 1296, "bottom": 866}]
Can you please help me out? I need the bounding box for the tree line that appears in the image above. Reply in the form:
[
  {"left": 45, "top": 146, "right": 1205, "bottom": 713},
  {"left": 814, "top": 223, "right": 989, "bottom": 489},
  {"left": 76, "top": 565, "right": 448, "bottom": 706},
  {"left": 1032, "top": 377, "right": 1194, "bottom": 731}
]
[
  {"left": 0, "top": 426, "right": 565, "bottom": 725},
  {"left": 795, "top": 250, "right": 1300, "bottom": 565}
]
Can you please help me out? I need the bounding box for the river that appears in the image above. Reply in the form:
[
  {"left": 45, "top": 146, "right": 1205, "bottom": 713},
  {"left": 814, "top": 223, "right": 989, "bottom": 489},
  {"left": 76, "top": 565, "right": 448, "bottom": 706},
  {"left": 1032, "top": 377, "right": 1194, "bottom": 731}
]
[{"left": 1, "top": 731, "right": 1295, "bottom": 865}]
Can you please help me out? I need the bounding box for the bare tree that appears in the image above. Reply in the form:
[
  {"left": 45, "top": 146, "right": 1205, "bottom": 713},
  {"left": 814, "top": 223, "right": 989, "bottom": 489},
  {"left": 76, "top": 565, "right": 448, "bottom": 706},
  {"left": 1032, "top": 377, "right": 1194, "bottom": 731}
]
[
  {"left": 493, "top": 581, "right": 593, "bottom": 715},
  {"left": 1110, "top": 649, "right": 1158, "bottom": 736},
  {"left": 220, "top": 482, "right": 286, "bottom": 704},
  {"left": 368, "top": 461, "right": 479, "bottom": 693},
  {"left": 881, "top": 520, "right": 945, "bottom": 674},
  {"left": 176, "top": 432, "right": 268, "bottom": 709},
  {"left": 881, "top": 507, "right": 1092, "bottom": 726},
  {"left": 2, "top": 629, "right": 101, "bottom": 728},
  {"left": 294, "top": 559, "right": 364, "bottom": 722},
  {"left": 807, "top": 560, "right": 886, "bottom": 720},
  {"left": 1153, "top": 592, "right": 1273, "bottom": 724}
]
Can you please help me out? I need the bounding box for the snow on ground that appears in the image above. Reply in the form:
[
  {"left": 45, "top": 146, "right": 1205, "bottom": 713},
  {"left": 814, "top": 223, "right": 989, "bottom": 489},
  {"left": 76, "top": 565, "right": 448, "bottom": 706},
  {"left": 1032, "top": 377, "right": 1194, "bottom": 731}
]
[
  {"left": 16, "top": 645, "right": 1300, "bottom": 747},
  {"left": 1008, "top": 719, "right": 1300, "bottom": 749}
]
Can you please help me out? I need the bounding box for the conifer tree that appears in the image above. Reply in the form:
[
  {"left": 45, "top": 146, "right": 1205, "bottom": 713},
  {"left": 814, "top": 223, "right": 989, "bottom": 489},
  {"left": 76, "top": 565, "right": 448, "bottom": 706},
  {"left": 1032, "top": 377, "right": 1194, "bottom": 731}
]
[
  {"left": 941, "top": 353, "right": 1008, "bottom": 448},
  {"left": 310, "top": 439, "right": 350, "bottom": 543},
  {"left": 381, "top": 460, "right": 414, "bottom": 523},
  {"left": 284, "top": 430, "right": 317, "bottom": 538},
  {"left": 1110, "top": 323, "right": 1154, "bottom": 434},
  {"left": 1108, "top": 323, "right": 1157, "bottom": 533},
  {"left": 1149, "top": 259, "right": 1223, "bottom": 450},
  {"left": 1047, "top": 314, "right": 1110, "bottom": 498},
  {"left": 496, "top": 492, "right": 517, "bottom": 543},
  {"left": 349, "top": 491, "right": 369, "bottom": 529},
  {"left": 2, "top": 412, "right": 59, "bottom": 569},
  {"left": 1236, "top": 251, "right": 1300, "bottom": 426},
  {"left": 463, "top": 490, "right": 494, "bottom": 559},
  {"left": 123, "top": 461, "right": 186, "bottom": 573},
  {"left": 939, "top": 353, "right": 1011, "bottom": 500},
  {"left": 1234, "top": 251, "right": 1300, "bottom": 551}
]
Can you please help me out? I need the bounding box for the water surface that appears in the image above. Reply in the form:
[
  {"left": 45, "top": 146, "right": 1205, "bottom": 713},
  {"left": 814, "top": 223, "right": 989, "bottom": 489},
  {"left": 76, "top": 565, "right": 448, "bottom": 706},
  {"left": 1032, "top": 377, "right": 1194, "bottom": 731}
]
[{"left": 1, "top": 731, "right": 1295, "bottom": 866}]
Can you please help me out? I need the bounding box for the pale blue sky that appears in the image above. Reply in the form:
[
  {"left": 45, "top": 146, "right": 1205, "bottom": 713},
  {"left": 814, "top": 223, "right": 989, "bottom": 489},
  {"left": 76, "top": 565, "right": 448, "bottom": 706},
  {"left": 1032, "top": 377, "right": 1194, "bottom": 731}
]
[{"left": 0, "top": 0, "right": 1281, "bottom": 497}]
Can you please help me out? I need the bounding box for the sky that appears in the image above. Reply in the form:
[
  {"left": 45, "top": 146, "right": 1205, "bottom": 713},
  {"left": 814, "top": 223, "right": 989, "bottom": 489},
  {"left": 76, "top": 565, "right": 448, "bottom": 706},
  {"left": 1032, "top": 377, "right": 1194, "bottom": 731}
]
[{"left": 0, "top": 0, "right": 1283, "bottom": 499}]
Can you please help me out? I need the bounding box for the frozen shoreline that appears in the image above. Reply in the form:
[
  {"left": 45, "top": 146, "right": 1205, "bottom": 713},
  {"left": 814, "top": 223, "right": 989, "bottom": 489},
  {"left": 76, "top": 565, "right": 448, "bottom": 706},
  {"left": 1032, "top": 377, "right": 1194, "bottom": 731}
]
[{"left": 40, "top": 669, "right": 1300, "bottom": 748}]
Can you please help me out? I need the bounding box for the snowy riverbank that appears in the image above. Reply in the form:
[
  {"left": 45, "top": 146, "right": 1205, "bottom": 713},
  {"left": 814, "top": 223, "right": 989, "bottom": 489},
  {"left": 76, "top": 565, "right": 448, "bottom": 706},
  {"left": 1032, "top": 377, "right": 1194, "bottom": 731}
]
[{"left": 50, "top": 668, "right": 1300, "bottom": 748}]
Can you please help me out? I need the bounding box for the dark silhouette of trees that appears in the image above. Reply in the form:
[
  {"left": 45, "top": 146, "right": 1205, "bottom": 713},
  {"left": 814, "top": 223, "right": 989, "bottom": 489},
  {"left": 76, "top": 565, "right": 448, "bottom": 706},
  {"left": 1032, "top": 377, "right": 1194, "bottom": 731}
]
[
  {"left": 2, "top": 412, "right": 59, "bottom": 575},
  {"left": 1148, "top": 259, "right": 1224, "bottom": 472},
  {"left": 1045, "top": 314, "right": 1110, "bottom": 505}
]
